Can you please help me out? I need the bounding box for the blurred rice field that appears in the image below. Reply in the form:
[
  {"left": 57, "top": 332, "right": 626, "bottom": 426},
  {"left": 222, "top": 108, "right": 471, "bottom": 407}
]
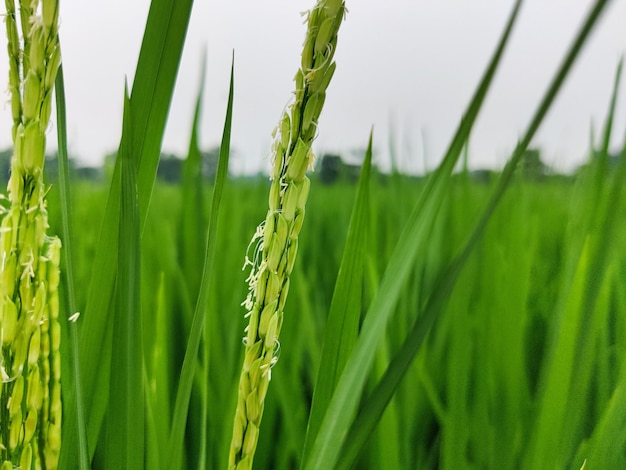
[{"left": 45, "top": 161, "right": 626, "bottom": 468}]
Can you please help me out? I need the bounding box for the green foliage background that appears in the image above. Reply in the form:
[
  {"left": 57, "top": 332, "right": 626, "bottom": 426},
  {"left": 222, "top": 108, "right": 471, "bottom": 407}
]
[
  {"left": 45, "top": 158, "right": 626, "bottom": 468},
  {"left": 16, "top": 0, "right": 621, "bottom": 467}
]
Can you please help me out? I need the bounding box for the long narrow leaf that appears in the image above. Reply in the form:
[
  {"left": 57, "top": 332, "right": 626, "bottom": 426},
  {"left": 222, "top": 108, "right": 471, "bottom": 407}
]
[
  {"left": 580, "top": 132, "right": 626, "bottom": 469},
  {"left": 338, "top": 0, "right": 612, "bottom": 466},
  {"left": 103, "top": 84, "right": 144, "bottom": 469},
  {"left": 185, "top": 51, "right": 210, "bottom": 470},
  {"left": 525, "top": 44, "right": 621, "bottom": 469},
  {"left": 166, "top": 57, "right": 234, "bottom": 469},
  {"left": 60, "top": 0, "right": 195, "bottom": 463},
  {"left": 54, "top": 62, "right": 90, "bottom": 469},
  {"left": 301, "top": 131, "right": 372, "bottom": 463},
  {"left": 303, "top": 2, "right": 523, "bottom": 468},
  {"left": 181, "top": 51, "right": 209, "bottom": 298}
]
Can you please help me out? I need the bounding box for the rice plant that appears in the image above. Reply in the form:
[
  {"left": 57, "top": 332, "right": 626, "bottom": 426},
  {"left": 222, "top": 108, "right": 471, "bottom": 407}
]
[
  {"left": 1, "top": 0, "right": 624, "bottom": 468},
  {"left": 0, "top": 0, "right": 62, "bottom": 468},
  {"left": 228, "top": 1, "right": 346, "bottom": 468}
]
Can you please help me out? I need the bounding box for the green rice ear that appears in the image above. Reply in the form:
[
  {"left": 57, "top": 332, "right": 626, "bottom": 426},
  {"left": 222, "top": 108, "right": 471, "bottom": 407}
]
[
  {"left": 228, "top": 1, "right": 347, "bottom": 468},
  {"left": 0, "top": 0, "right": 62, "bottom": 467}
]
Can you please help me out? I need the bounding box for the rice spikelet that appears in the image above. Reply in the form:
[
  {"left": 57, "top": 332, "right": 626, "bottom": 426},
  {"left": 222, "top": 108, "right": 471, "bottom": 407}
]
[
  {"left": 228, "top": 1, "right": 346, "bottom": 468},
  {"left": 0, "top": 0, "right": 62, "bottom": 467}
]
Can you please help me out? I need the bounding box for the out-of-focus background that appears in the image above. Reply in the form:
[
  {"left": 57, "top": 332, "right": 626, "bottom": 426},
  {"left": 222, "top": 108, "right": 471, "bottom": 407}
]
[
  {"left": 2, "top": 2, "right": 623, "bottom": 468},
  {"left": 0, "top": 0, "right": 624, "bottom": 174}
]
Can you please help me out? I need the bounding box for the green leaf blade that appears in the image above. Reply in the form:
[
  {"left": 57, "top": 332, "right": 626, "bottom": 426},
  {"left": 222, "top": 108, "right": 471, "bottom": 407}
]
[
  {"left": 166, "top": 57, "right": 234, "bottom": 470},
  {"left": 55, "top": 62, "right": 91, "bottom": 469},
  {"left": 302, "top": 2, "right": 525, "bottom": 468},
  {"left": 60, "top": 0, "right": 195, "bottom": 464},
  {"left": 104, "top": 85, "right": 144, "bottom": 469},
  {"left": 301, "top": 131, "right": 372, "bottom": 464}
]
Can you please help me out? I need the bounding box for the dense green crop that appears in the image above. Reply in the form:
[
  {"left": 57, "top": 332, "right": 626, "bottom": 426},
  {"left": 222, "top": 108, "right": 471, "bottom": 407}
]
[
  {"left": 1, "top": 0, "right": 623, "bottom": 468},
  {"left": 47, "top": 152, "right": 626, "bottom": 469}
]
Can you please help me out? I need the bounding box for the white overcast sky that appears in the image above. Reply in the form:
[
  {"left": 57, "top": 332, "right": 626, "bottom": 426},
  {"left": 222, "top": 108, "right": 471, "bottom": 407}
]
[{"left": 1, "top": 0, "right": 625, "bottom": 173}]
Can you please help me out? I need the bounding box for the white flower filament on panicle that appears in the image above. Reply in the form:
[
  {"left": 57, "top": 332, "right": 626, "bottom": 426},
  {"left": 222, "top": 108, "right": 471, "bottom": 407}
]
[
  {"left": 0, "top": 195, "right": 9, "bottom": 214},
  {"left": 303, "top": 43, "right": 333, "bottom": 81},
  {"left": 259, "top": 362, "right": 273, "bottom": 381},
  {"left": 20, "top": 249, "right": 35, "bottom": 280},
  {"left": 229, "top": 2, "right": 346, "bottom": 468},
  {"left": 28, "top": 12, "right": 43, "bottom": 28},
  {"left": 242, "top": 221, "right": 265, "bottom": 271},
  {"left": 241, "top": 221, "right": 267, "bottom": 313},
  {"left": 0, "top": 362, "right": 16, "bottom": 384},
  {"left": 25, "top": 203, "right": 39, "bottom": 214}
]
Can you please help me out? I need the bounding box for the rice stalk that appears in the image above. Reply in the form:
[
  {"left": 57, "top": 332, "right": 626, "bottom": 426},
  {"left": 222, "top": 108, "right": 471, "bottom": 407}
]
[
  {"left": 228, "top": 1, "right": 346, "bottom": 468},
  {"left": 0, "top": 0, "right": 62, "bottom": 468}
]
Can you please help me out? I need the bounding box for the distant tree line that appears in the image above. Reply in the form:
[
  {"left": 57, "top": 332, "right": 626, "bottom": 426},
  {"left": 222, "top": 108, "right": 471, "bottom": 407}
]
[
  {"left": 0, "top": 147, "right": 222, "bottom": 184},
  {"left": 0, "top": 146, "right": 621, "bottom": 186},
  {"left": 317, "top": 148, "right": 567, "bottom": 185}
]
